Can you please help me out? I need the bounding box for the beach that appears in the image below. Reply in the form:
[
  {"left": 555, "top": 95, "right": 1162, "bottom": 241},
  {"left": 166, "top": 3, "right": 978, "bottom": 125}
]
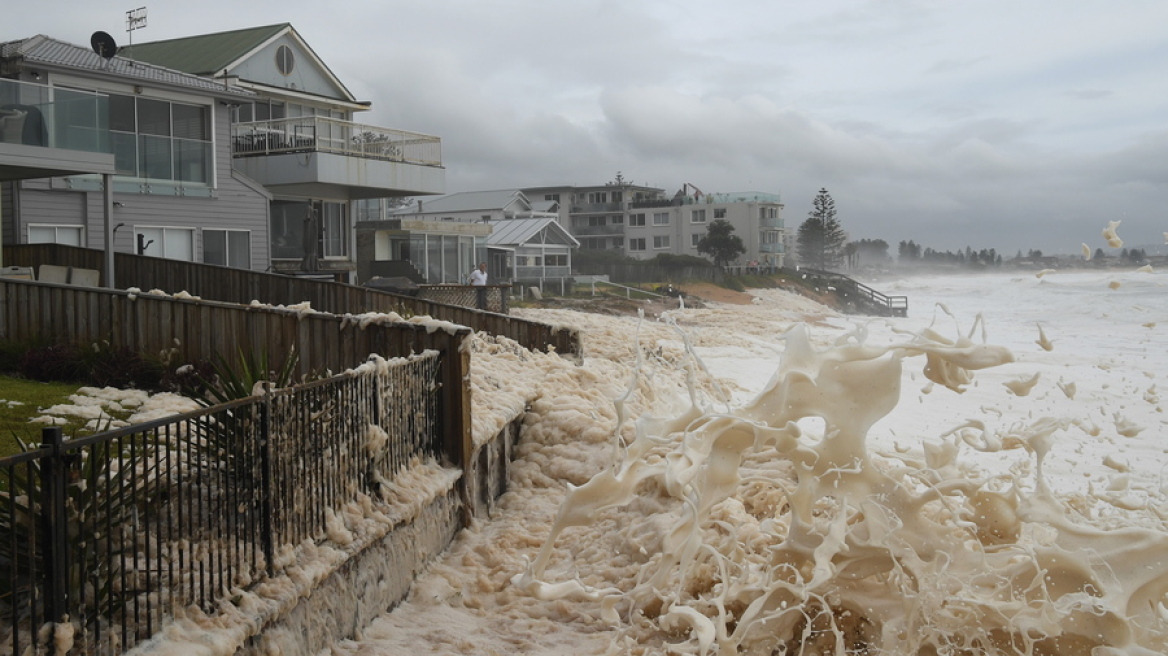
[{"left": 321, "top": 268, "right": 1167, "bottom": 655}]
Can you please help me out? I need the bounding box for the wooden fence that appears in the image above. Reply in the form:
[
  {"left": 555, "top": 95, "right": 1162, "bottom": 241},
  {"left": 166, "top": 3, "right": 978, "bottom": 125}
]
[
  {"left": 2, "top": 244, "right": 579, "bottom": 358},
  {"left": 0, "top": 277, "right": 473, "bottom": 470}
]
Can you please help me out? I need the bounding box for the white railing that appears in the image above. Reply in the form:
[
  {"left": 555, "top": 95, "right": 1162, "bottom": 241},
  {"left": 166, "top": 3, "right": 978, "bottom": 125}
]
[{"left": 231, "top": 117, "right": 442, "bottom": 167}]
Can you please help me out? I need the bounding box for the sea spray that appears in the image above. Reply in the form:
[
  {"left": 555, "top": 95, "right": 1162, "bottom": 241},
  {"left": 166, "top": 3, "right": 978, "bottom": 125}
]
[{"left": 514, "top": 315, "right": 1168, "bottom": 655}]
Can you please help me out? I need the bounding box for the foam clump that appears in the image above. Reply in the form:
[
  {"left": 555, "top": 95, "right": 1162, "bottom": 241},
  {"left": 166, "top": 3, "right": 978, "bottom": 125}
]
[{"left": 514, "top": 316, "right": 1168, "bottom": 655}]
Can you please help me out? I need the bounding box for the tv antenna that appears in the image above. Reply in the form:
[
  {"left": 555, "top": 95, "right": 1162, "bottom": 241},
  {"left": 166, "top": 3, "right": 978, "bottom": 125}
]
[{"left": 126, "top": 6, "right": 147, "bottom": 45}]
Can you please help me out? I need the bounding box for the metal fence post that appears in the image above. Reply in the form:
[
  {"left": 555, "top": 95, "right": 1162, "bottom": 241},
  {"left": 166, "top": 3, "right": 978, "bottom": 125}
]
[
  {"left": 38, "top": 426, "right": 70, "bottom": 653},
  {"left": 259, "top": 383, "right": 275, "bottom": 577}
]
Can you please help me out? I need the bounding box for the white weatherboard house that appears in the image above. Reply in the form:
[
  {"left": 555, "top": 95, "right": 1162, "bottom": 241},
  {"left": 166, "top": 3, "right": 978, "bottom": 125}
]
[
  {"left": 1, "top": 35, "right": 262, "bottom": 276},
  {"left": 487, "top": 217, "right": 578, "bottom": 284},
  {"left": 1, "top": 24, "right": 444, "bottom": 281},
  {"left": 362, "top": 189, "right": 574, "bottom": 285}
]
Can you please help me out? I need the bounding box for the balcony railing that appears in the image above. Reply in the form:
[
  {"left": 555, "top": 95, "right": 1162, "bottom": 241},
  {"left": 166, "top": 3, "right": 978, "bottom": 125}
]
[
  {"left": 760, "top": 216, "right": 783, "bottom": 228},
  {"left": 760, "top": 242, "right": 785, "bottom": 253},
  {"left": 231, "top": 117, "right": 442, "bottom": 167},
  {"left": 515, "top": 265, "right": 572, "bottom": 279},
  {"left": 0, "top": 78, "right": 109, "bottom": 153}
]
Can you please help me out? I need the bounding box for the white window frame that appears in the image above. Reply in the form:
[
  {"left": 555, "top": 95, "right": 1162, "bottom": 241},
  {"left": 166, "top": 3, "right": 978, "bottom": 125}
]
[
  {"left": 135, "top": 226, "right": 195, "bottom": 261},
  {"left": 714, "top": 208, "right": 727, "bottom": 219},
  {"left": 629, "top": 238, "right": 646, "bottom": 251},
  {"left": 653, "top": 235, "right": 670, "bottom": 249},
  {"left": 691, "top": 209, "right": 707, "bottom": 223},
  {"left": 691, "top": 234, "right": 702, "bottom": 248},
  {"left": 653, "top": 212, "right": 670, "bottom": 226},
  {"left": 629, "top": 213, "right": 646, "bottom": 227},
  {"left": 28, "top": 224, "right": 84, "bottom": 246}
]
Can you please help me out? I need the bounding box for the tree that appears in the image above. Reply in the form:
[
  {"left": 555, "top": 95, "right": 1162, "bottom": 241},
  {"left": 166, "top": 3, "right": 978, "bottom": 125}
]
[
  {"left": 796, "top": 188, "right": 847, "bottom": 270},
  {"left": 697, "top": 219, "right": 746, "bottom": 268},
  {"left": 847, "top": 238, "right": 890, "bottom": 268},
  {"left": 898, "top": 240, "right": 922, "bottom": 263}
]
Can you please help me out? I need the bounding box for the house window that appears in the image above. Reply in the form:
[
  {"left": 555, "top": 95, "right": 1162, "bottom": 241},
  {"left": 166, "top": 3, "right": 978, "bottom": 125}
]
[
  {"left": 546, "top": 254, "right": 567, "bottom": 266},
  {"left": 204, "top": 229, "right": 251, "bottom": 269},
  {"left": 654, "top": 236, "right": 670, "bottom": 249},
  {"left": 653, "top": 212, "right": 670, "bottom": 226},
  {"left": 611, "top": 215, "right": 623, "bottom": 224},
  {"left": 629, "top": 213, "right": 646, "bottom": 227},
  {"left": 135, "top": 227, "right": 194, "bottom": 261},
  {"left": 629, "top": 238, "right": 646, "bottom": 251},
  {"left": 691, "top": 234, "right": 702, "bottom": 248},
  {"left": 28, "top": 225, "right": 83, "bottom": 246},
  {"left": 588, "top": 216, "right": 605, "bottom": 227},
  {"left": 544, "top": 194, "right": 560, "bottom": 202},
  {"left": 269, "top": 200, "right": 347, "bottom": 260},
  {"left": 588, "top": 191, "right": 608, "bottom": 204},
  {"left": 108, "top": 94, "right": 212, "bottom": 185},
  {"left": 276, "top": 45, "right": 296, "bottom": 76},
  {"left": 691, "top": 209, "right": 707, "bottom": 223},
  {"left": 714, "top": 208, "right": 726, "bottom": 219},
  {"left": 321, "top": 202, "right": 348, "bottom": 258}
]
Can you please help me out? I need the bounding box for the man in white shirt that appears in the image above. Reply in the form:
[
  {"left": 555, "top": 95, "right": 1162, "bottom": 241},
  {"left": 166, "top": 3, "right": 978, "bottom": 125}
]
[
  {"left": 469, "top": 262, "right": 488, "bottom": 309},
  {"left": 469, "top": 262, "right": 488, "bottom": 286}
]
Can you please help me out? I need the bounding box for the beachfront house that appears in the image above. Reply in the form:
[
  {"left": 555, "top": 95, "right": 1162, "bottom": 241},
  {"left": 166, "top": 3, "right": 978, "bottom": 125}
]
[
  {"left": 1, "top": 35, "right": 268, "bottom": 272},
  {"left": 122, "top": 24, "right": 445, "bottom": 282},
  {"left": 357, "top": 189, "right": 572, "bottom": 286}
]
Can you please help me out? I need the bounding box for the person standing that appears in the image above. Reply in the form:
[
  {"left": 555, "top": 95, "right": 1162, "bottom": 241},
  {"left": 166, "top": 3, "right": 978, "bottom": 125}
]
[{"left": 469, "top": 262, "right": 488, "bottom": 310}]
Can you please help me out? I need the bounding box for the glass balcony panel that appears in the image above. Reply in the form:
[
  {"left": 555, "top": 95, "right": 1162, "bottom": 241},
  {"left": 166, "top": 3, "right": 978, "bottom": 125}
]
[{"left": 1, "top": 78, "right": 109, "bottom": 152}]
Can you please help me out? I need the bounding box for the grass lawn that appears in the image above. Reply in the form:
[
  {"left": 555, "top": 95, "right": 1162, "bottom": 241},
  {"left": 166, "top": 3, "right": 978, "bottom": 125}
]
[{"left": 0, "top": 376, "right": 86, "bottom": 458}]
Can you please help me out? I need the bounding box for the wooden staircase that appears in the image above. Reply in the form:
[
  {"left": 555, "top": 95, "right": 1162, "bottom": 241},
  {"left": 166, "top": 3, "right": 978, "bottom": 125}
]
[{"left": 791, "top": 268, "right": 908, "bottom": 317}]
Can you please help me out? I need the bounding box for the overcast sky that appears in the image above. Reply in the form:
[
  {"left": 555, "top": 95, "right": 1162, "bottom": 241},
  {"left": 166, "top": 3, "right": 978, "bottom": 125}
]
[{"left": 10, "top": 1, "right": 1168, "bottom": 255}]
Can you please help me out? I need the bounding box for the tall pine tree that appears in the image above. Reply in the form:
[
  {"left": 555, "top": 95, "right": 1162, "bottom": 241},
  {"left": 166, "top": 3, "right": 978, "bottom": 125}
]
[{"left": 796, "top": 188, "right": 847, "bottom": 270}]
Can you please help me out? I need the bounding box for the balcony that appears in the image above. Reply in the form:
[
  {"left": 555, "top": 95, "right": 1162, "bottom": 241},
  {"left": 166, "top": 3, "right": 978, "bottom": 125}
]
[
  {"left": 760, "top": 242, "right": 785, "bottom": 254},
  {"left": 569, "top": 201, "right": 624, "bottom": 213},
  {"left": 0, "top": 78, "right": 114, "bottom": 181},
  {"left": 231, "top": 117, "right": 444, "bottom": 199},
  {"left": 760, "top": 216, "right": 783, "bottom": 228},
  {"left": 571, "top": 223, "right": 626, "bottom": 237}
]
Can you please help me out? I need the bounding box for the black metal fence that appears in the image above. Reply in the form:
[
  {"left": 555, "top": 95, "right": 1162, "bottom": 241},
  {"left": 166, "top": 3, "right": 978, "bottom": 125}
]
[{"left": 1, "top": 351, "right": 444, "bottom": 656}]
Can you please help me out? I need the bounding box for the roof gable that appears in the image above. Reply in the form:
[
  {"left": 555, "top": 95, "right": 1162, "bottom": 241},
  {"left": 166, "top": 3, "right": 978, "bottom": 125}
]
[
  {"left": 488, "top": 218, "right": 579, "bottom": 248},
  {"left": 122, "top": 24, "right": 356, "bottom": 103}
]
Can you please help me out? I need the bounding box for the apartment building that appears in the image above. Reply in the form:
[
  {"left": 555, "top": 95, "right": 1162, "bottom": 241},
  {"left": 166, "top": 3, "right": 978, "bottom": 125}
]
[{"left": 523, "top": 183, "right": 786, "bottom": 268}]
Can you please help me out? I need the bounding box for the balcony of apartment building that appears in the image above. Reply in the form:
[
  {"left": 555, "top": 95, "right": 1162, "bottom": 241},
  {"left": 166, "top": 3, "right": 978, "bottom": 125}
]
[
  {"left": 760, "top": 216, "right": 783, "bottom": 229},
  {"left": 571, "top": 222, "right": 626, "bottom": 237},
  {"left": 570, "top": 201, "right": 625, "bottom": 214},
  {"left": 231, "top": 116, "right": 444, "bottom": 200},
  {"left": 760, "top": 242, "right": 785, "bottom": 254},
  {"left": 0, "top": 78, "right": 114, "bottom": 181}
]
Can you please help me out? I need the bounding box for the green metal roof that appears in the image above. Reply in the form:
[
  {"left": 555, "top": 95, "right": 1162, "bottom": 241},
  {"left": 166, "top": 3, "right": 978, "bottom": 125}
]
[{"left": 120, "top": 23, "right": 289, "bottom": 76}]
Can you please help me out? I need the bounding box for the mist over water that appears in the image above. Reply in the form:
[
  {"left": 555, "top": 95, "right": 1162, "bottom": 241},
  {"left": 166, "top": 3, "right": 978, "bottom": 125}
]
[{"left": 328, "top": 269, "right": 1168, "bottom": 656}]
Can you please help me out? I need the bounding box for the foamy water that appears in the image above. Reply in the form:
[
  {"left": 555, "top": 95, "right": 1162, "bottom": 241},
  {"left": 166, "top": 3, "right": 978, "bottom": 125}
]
[{"left": 325, "top": 269, "right": 1167, "bottom": 656}]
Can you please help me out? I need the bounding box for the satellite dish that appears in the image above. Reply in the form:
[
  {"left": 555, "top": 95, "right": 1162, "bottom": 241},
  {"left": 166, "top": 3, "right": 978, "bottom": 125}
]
[{"left": 90, "top": 31, "right": 118, "bottom": 60}]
